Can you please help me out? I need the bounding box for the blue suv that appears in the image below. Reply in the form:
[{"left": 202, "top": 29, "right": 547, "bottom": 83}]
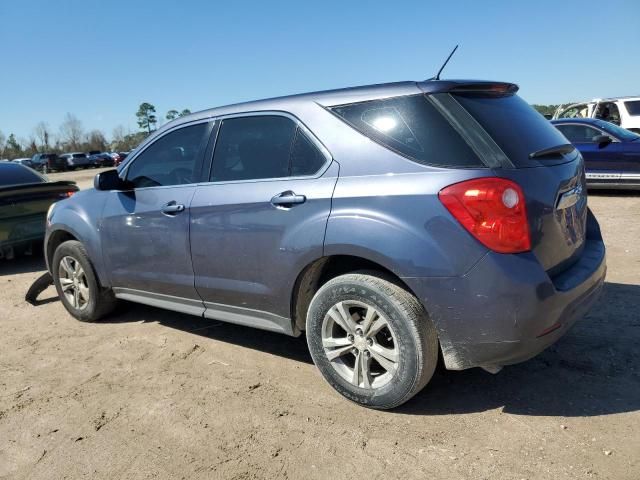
[{"left": 45, "top": 80, "right": 606, "bottom": 409}]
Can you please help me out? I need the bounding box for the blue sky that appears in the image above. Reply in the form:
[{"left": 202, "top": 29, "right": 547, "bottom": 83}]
[{"left": 1, "top": 0, "right": 639, "bottom": 141}]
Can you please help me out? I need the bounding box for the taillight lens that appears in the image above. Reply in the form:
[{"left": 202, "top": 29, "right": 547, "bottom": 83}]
[
  {"left": 438, "top": 177, "right": 531, "bottom": 254},
  {"left": 59, "top": 191, "right": 75, "bottom": 198}
]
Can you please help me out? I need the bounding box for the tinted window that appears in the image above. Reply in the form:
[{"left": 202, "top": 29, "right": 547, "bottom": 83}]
[
  {"left": 331, "top": 95, "right": 483, "bottom": 167},
  {"left": 594, "top": 102, "right": 621, "bottom": 125},
  {"left": 291, "top": 129, "right": 326, "bottom": 176},
  {"left": 455, "top": 94, "right": 571, "bottom": 166},
  {"left": 625, "top": 100, "right": 640, "bottom": 116},
  {"left": 555, "top": 124, "right": 601, "bottom": 143},
  {"left": 0, "top": 163, "right": 44, "bottom": 186},
  {"left": 127, "top": 123, "right": 208, "bottom": 188},
  {"left": 211, "top": 116, "right": 297, "bottom": 181},
  {"left": 72, "top": 153, "right": 87, "bottom": 159}
]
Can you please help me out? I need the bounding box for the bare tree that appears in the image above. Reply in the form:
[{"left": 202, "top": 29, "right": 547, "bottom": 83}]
[
  {"left": 59, "top": 113, "right": 84, "bottom": 151},
  {"left": 34, "top": 122, "right": 51, "bottom": 151},
  {"left": 85, "top": 130, "right": 108, "bottom": 152},
  {"left": 111, "top": 124, "right": 127, "bottom": 146}
]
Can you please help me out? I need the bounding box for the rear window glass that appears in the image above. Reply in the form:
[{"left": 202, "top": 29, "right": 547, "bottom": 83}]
[
  {"left": 72, "top": 153, "right": 87, "bottom": 159},
  {"left": 454, "top": 94, "right": 571, "bottom": 166},
  {"left": 625, "top": 100, "right": 640, "bottom": 116},
  {"left": 330, "top": 95, "right": 483, "bottom": 168},
  {"left": 0, "top": 164, "right": 44, "bottom": 186}
]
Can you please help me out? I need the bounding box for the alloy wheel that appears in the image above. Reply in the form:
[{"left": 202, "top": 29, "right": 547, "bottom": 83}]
[
  {"left": 321, "top": 300, "right": 399, "bottom": 389},
  {"left": 58, "top": 255, "right": 90, "bottom": 310}
]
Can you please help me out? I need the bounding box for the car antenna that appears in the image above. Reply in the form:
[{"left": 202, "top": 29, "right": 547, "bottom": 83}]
[{"left": 429, "top": 44, "right": 459, "bottom": 81}]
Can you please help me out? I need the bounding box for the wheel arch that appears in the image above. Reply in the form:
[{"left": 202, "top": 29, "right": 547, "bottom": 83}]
[
  {"left": 46, "top": 223, "right": 110, "bottom": 288},
  {"left": 290, "top": 254, "right": 420, "bottom": 333}
]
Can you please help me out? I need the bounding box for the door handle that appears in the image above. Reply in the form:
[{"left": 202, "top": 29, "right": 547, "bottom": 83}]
[
  {"left": 161, "top": 201, "right": 185, "bottom": 215},
  {"left": 270, "top": 191, "right": 306, "bottom": 207}
]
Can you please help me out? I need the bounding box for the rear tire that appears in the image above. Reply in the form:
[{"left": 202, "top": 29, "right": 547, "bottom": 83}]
[
  {"left": 306, "top": 272, "right": 438, "bottom": 409},
  {"left": 52, "top": 240, "right": 117, "bottom": 322}
]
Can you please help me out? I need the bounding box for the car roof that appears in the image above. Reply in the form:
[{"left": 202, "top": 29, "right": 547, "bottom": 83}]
[
  {"left": 595, "top": 96, "right": 640, "bottom": 102},
  {"left": 161, "top": 79, "right": 517, "bottom": 127}
]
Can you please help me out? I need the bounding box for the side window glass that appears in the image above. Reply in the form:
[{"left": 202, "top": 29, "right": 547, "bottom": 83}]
[
  {"left": 210, "top": 116, "right": 296, "bottom": 182},
  {"left": 126, "top": 123, "right": 208, "bottom": 188},
  {"left": 361, "top": 106, "right": 422, "bottom": 153},
  {"left": 595, "top": 103, "right": 621, "bottom": 125},
  {"left": 331, "top": 95, "right": 483, "bottom": 167},
  {"left": 290, "top": 129, "right": 326, "bottom": 176},
  {"left": 557, "top": 125, "right": 600, "bottom": 143}
]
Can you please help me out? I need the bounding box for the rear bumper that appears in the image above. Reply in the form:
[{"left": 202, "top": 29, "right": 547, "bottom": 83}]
[{"left": 404, "top": 220, "right": 606, "bottom": 371}]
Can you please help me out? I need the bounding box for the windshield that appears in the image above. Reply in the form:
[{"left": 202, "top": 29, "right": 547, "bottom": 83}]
[{"left": 594, "top": 119, "right": 640, "bottom": 141}]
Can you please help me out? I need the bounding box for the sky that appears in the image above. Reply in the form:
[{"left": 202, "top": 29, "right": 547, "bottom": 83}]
[{"left": 1, "top": 0, "right": 639, "bottom": 141}]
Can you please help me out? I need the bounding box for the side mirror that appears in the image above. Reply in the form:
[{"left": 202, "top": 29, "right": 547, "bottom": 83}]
[
  {"left": 94, "top": 169, "right": 131, "bottom": 191},
  {"left": 592, "top": 135, "right": 613, "bottom": 148}
]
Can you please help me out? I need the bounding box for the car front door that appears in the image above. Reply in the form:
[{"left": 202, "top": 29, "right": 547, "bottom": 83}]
[
  {"left": 101, "top": 121, "right": 212, "bottom": 312},
  {"left": 189, "top": 114, "right": 338, "bottom": 333}
]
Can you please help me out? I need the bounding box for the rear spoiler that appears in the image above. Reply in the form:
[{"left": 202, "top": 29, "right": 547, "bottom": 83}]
[
  {"left": 0, "top": 180, "right": 78, "bottom": 199},
  {"left": 417, "top": 80, "right": 519, "bottom": 96}
]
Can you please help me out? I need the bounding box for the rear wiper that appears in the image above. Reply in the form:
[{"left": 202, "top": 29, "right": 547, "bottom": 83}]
[{"left": 529, "top": 144, "right": 575, "bottom": 159}]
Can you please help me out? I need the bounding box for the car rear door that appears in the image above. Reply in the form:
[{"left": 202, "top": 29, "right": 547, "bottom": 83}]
[
  {"left": 100, "top": 121, "right": 212, "bottom": 311},
  {"left": 189, "top": 114, "right": 337, "bottom": 332}
]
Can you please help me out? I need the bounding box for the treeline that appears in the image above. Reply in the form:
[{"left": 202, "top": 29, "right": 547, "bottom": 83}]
[
  {"left": 0, "top": 102, "right": 190, "bottom": 160},
  {"left": 531, "top": 104, "right": 568, "bottom": 116}
]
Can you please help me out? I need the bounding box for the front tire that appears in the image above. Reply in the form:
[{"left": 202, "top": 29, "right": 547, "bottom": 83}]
[
  {"left": 306, "top": 272, "right": 438, "bottom": 409},
  {"left": 52, "top": 240, "right": 117, "bottom": 322}
]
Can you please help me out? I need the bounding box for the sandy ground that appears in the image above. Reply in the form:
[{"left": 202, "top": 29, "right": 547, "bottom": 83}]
[{"left": 0, "top": 168, "right": 639, "bottom": 479}]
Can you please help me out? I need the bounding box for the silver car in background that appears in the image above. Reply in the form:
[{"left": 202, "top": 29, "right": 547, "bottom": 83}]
[{"left": 59, "top": 152, "right": 90, "bottom": 170}]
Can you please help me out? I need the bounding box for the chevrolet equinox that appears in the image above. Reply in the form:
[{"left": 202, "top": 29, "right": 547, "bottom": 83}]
[{"left": 45, "top": 79, "right": 606, "bottom": 409}]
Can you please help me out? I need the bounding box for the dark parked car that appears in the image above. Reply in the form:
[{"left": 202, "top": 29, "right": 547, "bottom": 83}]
[
  {"left": 31, "top": 153, "right": 65, "bottom": 172},
  {"left": 551, "top": 118, "right": 640, "bottom": 189},
  {"left": 1, "top": 163, "right": 78, "bottom": 259},
  {"left": 45, "top": 79, "right": 606, "bottom": 409},
  {"left": 58, "top": 153, "right": 90, "bottom": 170},
  {"left": 87, "top": 153, "right": 116, "bottom": 168}
]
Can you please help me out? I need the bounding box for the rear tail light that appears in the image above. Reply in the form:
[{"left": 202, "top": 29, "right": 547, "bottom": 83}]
[
  {"left": 59, "top": 191, "right": 75, "bottom": 198},
  {"left": 438, "top": 177, "right": 531, "bottom": 254}
]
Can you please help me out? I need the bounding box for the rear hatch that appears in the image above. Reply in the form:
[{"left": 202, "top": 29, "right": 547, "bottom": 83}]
[{"left": 447, "top": 89, "right": 588, "bottom": 276}]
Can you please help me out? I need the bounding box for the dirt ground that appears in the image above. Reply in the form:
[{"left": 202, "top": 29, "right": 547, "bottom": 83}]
[{"left": 1, "top": 168, "right": 639, "bottom": 479}]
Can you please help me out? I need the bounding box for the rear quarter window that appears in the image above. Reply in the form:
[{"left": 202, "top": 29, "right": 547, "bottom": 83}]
[{"left": 330, "top": 95, "right": 484, "bottom": 168}]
